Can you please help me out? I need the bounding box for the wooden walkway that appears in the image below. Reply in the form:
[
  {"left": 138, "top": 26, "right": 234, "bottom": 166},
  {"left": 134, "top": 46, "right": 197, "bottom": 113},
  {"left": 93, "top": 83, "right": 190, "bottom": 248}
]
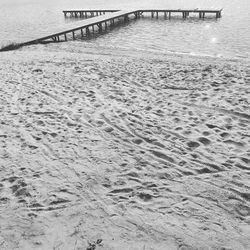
[
  {"left": 22, "top": 10, "right": 139, "bottom": 46},
  {"left": 63, "top": 10, "right": 119, "bottom": 18},
  {"left": 140, "top": 9, "right": 222, "bottom": 18},
  {"left": 19, "top": 8, "right": 222, "bottom": 46},
  {"left": 64, "top": 9, "right": 222, "bottom": 19}
]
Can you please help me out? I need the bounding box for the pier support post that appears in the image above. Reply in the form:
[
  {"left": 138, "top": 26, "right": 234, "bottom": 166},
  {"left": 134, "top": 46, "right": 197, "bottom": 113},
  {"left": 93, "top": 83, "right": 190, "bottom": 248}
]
[
  {"left": 98, "top": 23, "right": 103, "bottom": 33},
  {"left": 169, "top": 12, "right": 171, "bottom": 19},
  {"left": 164, "top": 11, "right": 167, "bottom": 19},
  {"left": 64, "top": 34, "right": 67, "bottom": 41},
  {"left": 183, "top": 12, "right": 188, "bottom": 18},
  {"left": 81, "top": 28, "right": 84, "bottom": 38},
  {"left": 151, "top": 12, "right": 154, "bottom": 18},
  {"left": 72, "top": 31, "right": 75, "bottom": 40},
  {"left": 124, "top": 14, "right": 129, "bottom": 22},
  {"left": 85, "top": 27, "right": 89, "bottom": 37},
  {"left": 216, "top": 11, "right": 221, "bottom": 18},
  {"left": 156, "top": 12, "right": 159, "bottom": 19}
]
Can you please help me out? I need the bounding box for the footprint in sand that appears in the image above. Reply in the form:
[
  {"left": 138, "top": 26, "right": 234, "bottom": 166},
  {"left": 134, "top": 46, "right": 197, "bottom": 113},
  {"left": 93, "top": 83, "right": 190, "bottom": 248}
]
[
  {"left": 132, "top": 138, "right": 143, "bottom": 145},
  {"left": 104, "top": 126, "right": 114, "bottom": 133},
  {"left": 187, "top": 141, "right": 200, "bottom": 148},
  {"left": 198, "top": 137, "right": 211, "bottom": 146}
]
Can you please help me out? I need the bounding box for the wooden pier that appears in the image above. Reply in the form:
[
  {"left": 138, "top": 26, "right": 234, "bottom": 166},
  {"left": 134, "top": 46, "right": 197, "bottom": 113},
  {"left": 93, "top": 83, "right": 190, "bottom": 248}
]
[
  {"left": 139, "top": 9, "right": 222, "bottom": 19},
  {"left": 63, "top": 9, "right": 222, "bottom": 19},
  {"left": 16, "top": 8, "right": 222, "bottom": 47},
  {"left": 21, "top": 10, "right": 139, "bottom": 46},
  {"left": 139, "top": 9, "right": 222, "bottom": 18},
  {"left": 63, "top": 10, "right": 119, "bottom": 18}
]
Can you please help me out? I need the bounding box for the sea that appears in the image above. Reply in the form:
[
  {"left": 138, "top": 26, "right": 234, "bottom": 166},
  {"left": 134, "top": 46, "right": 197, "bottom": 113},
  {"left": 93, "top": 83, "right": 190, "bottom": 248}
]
[{"left": 0, "top": 0, "right": 250, "bottom": 60}]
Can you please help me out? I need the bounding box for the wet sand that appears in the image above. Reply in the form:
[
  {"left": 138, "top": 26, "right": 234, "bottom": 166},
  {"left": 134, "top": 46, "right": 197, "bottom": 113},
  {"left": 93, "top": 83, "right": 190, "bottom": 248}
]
[{"left": 0, "top": 43, "right": 250, "bottom": 249}]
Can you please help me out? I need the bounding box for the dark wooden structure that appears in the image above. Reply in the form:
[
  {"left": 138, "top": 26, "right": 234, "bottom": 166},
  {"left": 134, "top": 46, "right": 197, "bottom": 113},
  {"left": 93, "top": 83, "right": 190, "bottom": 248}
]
[
  {"left": 63, "top": 9, "right": 222, "bottom": 19},
  {"left": 22, "top": 10, "right": 141, "bottom": 45},
  {"left": 19, "top": 8, "right": 222, "bottom": 46},
  {"left": 140, "top": 9, "right": 222, "bottom": 19},
  {"left": 63, "top": 10, "right": 119, "bottom": 18}
]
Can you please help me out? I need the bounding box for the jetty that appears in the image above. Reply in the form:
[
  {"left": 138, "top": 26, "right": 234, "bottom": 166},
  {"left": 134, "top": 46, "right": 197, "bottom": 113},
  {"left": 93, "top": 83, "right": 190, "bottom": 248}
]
[
  {"left": 10, "top": 8, "right": 223, "bottom": 47},
  {"left": 63, "top": 10, "right": 120, "bottom": 18},
  {"left": 63, "top": 9, "right": 222, "bottom": 19},
  {"left": 21, "top": 10, "right": 139, "bottom": 46},
  {"left": 140, "top": 9, "right": 222, "bottom": 18}
]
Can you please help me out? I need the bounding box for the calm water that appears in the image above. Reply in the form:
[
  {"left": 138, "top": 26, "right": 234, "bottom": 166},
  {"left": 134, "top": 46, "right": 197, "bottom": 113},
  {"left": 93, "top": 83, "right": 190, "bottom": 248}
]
[{"left": 0, "top": 0, "right": 250, "bottom": 59}]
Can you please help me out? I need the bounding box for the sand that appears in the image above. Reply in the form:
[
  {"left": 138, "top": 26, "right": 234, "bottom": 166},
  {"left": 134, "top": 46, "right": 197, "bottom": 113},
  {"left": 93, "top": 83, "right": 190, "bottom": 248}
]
[{"left": 0, "top": 43, "right": 250, "bottom": 250}]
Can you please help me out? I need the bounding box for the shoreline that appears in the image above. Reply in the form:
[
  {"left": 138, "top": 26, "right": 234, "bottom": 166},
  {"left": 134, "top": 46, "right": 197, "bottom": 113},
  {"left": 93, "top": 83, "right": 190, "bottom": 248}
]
[
  {"left": 0, "top": 44, "right": 249, "bottom": 249},
  {"left": 17, "top": 41, "right": 250, "bottom": 64}
]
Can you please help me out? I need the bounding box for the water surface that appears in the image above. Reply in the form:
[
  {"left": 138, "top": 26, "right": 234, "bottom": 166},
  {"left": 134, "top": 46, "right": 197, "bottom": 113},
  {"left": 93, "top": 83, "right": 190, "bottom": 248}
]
[{"left": 0, "top": 0, "right": 250, "bottom": 59}]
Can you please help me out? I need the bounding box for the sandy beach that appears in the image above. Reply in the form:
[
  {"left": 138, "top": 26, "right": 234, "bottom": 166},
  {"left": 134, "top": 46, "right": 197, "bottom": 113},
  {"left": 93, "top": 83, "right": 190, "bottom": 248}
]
[{"left": 0, "top": 43, "right": 250, "bottom": 249}]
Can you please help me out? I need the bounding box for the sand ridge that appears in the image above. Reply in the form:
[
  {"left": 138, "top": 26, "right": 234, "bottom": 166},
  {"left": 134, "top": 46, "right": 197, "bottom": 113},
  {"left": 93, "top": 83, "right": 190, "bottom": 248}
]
[{"left": 0, "top": 44, "right": 250, "bottom": 249}]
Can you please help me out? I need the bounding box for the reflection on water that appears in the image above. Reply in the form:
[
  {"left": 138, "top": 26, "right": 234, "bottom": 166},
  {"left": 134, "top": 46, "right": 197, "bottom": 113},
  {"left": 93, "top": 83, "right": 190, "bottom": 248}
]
[{"left": 0, "top": 0, "right": 250, "bottom": 59}]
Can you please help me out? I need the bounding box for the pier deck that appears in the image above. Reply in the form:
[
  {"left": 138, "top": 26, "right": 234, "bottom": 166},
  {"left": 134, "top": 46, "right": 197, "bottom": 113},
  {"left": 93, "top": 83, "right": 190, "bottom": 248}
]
[
  {"left": 140, "top": 9, "right": 222, "bottom": 18},
  {"left": 64, "top": 9, "right": 222, "bottom": 19},
  {"left": 63, "top": 10, "right": 120, "bottom": 18},
  {"left": 17, "top": 8, "right": 223, "bottom": 47},
  {"left": 22, "top": 10, "right": 138, "bottom": 45}
]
